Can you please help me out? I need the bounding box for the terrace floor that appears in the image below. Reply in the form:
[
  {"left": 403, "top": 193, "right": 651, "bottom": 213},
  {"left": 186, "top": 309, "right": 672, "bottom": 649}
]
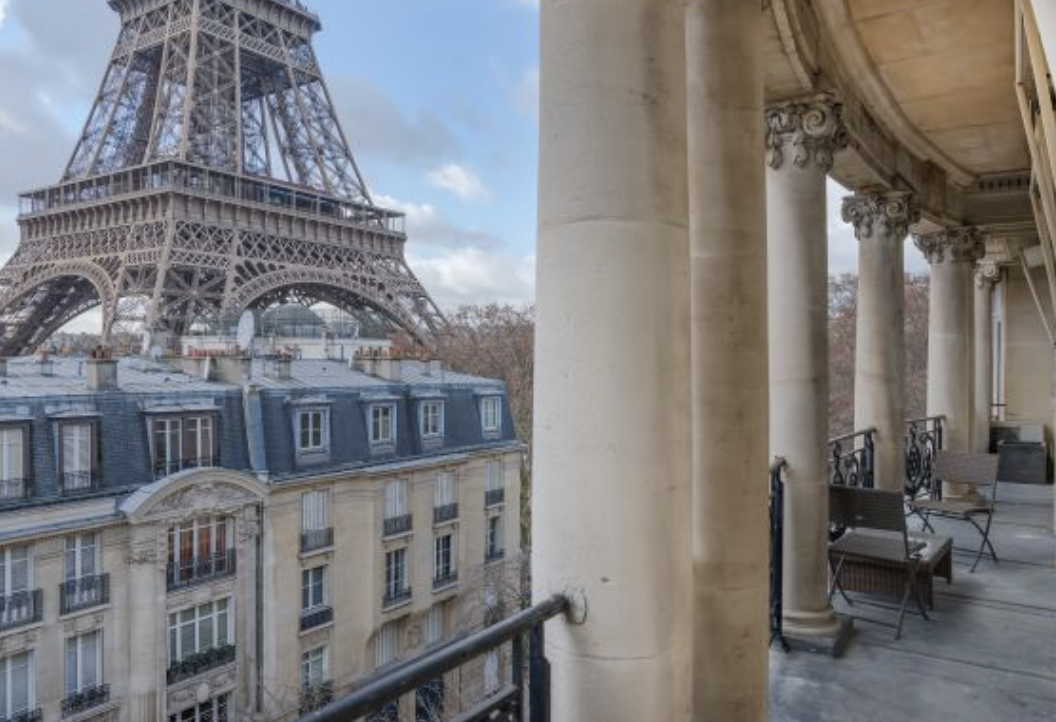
[{"left": 771, "top": 483, "right": 1056, "bottom": 722}]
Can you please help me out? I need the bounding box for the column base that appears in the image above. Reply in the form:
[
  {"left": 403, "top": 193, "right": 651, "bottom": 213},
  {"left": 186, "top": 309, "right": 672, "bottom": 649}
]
[{"left": 781, "top": 613, "right": 854, "bottom": 658}]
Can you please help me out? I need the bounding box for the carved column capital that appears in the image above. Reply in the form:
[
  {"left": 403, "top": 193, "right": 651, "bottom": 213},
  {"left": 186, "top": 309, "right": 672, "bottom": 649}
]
[
  {"left": 765, "top": 94, "right": 849, "bottom": 172},
  {"left": 913, "top": 226, "right": 986, "bottom": 265},
  {"left": 841, "top": 191, "right": 921, "bottom": 241},
  {"left": 975, "top": 259, "right": 1001, "bottom": 287}
]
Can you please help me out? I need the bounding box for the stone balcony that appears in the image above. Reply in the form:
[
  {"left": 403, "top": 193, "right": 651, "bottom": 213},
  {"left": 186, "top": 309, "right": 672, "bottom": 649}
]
[{"left": 771, "top": 484, "right": 1056, "bottom": 722}]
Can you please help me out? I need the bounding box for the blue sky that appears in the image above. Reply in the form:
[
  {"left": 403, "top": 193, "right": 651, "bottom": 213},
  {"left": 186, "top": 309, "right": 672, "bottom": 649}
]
[{"left": 0, "top": 0, "right": 924, "bottom": 324}]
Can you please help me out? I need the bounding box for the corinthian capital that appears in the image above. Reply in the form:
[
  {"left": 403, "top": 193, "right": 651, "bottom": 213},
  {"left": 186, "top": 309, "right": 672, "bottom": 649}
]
[
  {"left": 976, "top": 259, "right": 1001, "bottom": 287},
  {"left": 841, "top": 191, "right": 921, "bottom": 241},
  {"left": 913, "top": 227, "right": 986, "bottom": 265},
  {"left": 765, "top": 94, "right": 848, "bottom": 172}
]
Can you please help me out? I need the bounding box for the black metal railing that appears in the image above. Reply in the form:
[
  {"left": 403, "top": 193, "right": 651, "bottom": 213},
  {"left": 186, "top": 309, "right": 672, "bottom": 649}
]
[
  {"left": 905, "top": 416, "right": 944, "bottom": 498},
  {"left": 301, "top": 681, "right": 335, "bottom": 715},
  {"left": 485, "top": 489, "right": 506, "bottom": 507},
  {"left": 769, "top": 458, "right": 788, "bottom": 652},
  {"left": 383, "top": 514, "right": 412, "bottom": 537},
  {"left": 60, "top": 573, "right": 110, "bottom": 615},
  {"left": 167, "top": 644, "right": 237, "bottom": 685},
  {"left": 2, "top": 709, "right": 42, "bottom": 722},
  {"left": 301, "top": 606, "right": 334, "bottom": 631},
  {"left": 61, "top": 684, "right": 111, "bottom": 718},
  {"left": 485, "top": 548, "right": 506, "bottom": 564},
  {"left": 433, "top": 503, "right": 458, "bottom": 525},
  {"left": 383, "top": 587, "right": 412, "bottom": 609},
  {"left": 0, "top": 589, "right": 43, "bottom": 632},
  {"left": 828, "top": 428, "right": 876, "bottom": 488},
  {"left": 301, "top": 527, "right": 334, "bottom": 553},
  {"left": 0, "top": 477, "right": 31, "bottom": 504},
  {"left": 59, "top": 470, "right": 101, "bottom": 496},
  {"left": 154, "top": 456, "right": 218, "bottom": 479},
  {"left": 295, "top": 595, "right": 569, "bottom": 722},
  {"left": 433, "top": 570, "right": 458, "bottom": 591},
  {"left": 166, "top": 549, "right": 237, "bottom": 591}
]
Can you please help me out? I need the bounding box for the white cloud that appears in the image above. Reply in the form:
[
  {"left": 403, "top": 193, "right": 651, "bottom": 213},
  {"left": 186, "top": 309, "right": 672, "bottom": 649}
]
[
  {"left": 512, "top": 0, "right": 539, "bottom": 9},
  {"left": 409, "top": 247, "right": 535, "bottom": 309},
  {"left": 426, "top": 163, "right": 491, "bottom": 202},
  {"left": 0, "top": 1, "right": 9, "bottom": 30}
]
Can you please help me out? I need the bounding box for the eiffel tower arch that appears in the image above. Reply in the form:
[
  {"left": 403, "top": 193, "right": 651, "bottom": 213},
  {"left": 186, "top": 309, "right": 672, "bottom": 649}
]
[{"left": 0, "top": 0, "right": 444, "bottom": 355}]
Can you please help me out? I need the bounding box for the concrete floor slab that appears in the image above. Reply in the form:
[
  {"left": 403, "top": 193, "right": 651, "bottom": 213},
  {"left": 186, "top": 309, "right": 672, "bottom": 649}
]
[{"left": 771, "top": 484, "right": 1056, "bottom": 722}]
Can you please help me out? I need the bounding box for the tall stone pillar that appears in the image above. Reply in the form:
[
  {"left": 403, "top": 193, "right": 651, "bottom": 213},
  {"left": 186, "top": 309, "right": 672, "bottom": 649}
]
[
  {"left": 127, "top": 526, "right": 164, "bottom": 722},
  {"left": 915, "top": 228, "right": 987, "bottom": 454},
  {"left": 843, "top": 192, "right": 921, "bottom": 492},
  {"left": 686, "top": 1, "right": 768, "bottom": 719},
  {"left": 973, "top": 261, "right": 1000, "bottom": 453},
  {"left": 765, "top": 95, "right": 848, "bottom": 652},
  {"left": 533, "top": 0, "right": 691, "bottom": 720}
]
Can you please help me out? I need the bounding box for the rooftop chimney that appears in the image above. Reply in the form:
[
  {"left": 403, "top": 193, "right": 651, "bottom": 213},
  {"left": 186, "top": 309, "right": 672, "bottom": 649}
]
[
  {"left": 265, "top": 355, "right": 293, "bottom": 381},
  {"left": 87, "top": 347, "right": 118, "bottom": 391}
]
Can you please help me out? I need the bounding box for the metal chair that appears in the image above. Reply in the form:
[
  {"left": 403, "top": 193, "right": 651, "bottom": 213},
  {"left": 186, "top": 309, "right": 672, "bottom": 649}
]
[
  {"left": 828, "top": 485, "right": 929, "bottom": 639},
  {"left": 906, "top": 452, "right": 999, "bottom": 573}
]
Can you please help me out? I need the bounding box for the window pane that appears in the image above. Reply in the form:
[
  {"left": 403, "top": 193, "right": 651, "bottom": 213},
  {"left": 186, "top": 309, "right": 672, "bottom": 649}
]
[
  {"left": 10, "top": 653, "right": 28, "bottom": 713},
  {"left": 83, "top": 632, "right": 99, "bottom": 687},
  {"left": 65, "top": 638, "right": 77, "bottom": 694}
]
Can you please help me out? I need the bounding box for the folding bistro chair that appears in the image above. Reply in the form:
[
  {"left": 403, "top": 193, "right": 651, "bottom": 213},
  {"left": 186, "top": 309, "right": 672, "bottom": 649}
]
[
  {"left": 906, "top": 452, "right": 999, "bottom": 573},
  {"left": 828, "top": 485, "right": 929, "bottom": 639}
]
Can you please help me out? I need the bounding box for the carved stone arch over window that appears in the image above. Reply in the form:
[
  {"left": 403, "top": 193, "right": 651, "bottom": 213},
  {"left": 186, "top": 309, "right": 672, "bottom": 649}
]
[{"left": 119, "top": 468, "right": 268, "bottom": 526}]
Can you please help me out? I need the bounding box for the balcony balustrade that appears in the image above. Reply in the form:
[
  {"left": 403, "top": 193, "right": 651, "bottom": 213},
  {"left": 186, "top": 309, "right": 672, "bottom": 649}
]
[
  {"left": 301, "top": 606, "right": 334, "bottom": 631},
  {"left": 301, "top": 527, "right": 334, "bottom": 553},
  {"left": 383, "top": 514, "right": 412, "bottom": 537},
  {"left": 383, "top": 586, "right": 412, "bottom": 609},
  {"left": 59, "top": 470, "right": 101, "bottom": 496},
  {"left": 167, "top": 644, "right": 236, "bottom": 685},
  {"left": 0, "top": 477, "right": 31, "bottom": 504},
  {"left": 60, "top": 573, "right": 110, "bottom": 615},
  {"left": 828, "top": 428, "right": 877, "bottom": 488},
  {"left": 485, "top": 489, "right": 505, "bottom": 508},
  {"left": 433, "top": 503, "right": 458, "bottom": 525},
  {"left": 0, "top": 589, "right": 43, "bottom": 632},
  {"left": 166, "top": 550, "right": 236, "bottom": 592},
  {"left": 61, "top": 684, "right": 110, "bottom": 718},
  {"left": 300, "top": 681, "right": 334, "bottom": 715},
  {"left": 432, "top": 570, "right": 458, "bottom": 591},
  {"left": 905, "top": 416, "right": 945, "bottom": 499},
  {"left": 1, "top": 709, "right": 42, "bottom": 722}
]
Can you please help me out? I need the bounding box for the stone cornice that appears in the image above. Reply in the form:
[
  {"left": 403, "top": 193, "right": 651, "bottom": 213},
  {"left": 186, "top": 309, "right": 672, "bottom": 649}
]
[
  {"left": 841, "top": 192, "right": 921, "bottom": 241},
  {"left": 765, "top": 94, "right": 848, "bottom": 172},
  {"left": 913, "top": 227, "right": 987, "bottom": 265}
]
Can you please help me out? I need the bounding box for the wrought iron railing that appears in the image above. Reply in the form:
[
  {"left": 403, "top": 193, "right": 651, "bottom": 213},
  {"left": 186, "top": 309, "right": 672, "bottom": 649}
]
[
  {"left": 61, "top": 684, "right": 111, "bottom": 718},
  {"left": 301, "top": 606, "right": 334, "bottom": 632},
  {"left": 383, "top": 587, "right": 412, "bottom": 609},
  {"left": 167, "top": 644, "right": 237, "bottom": 685},
  {"left": 59, "top": 470, "right": 101, "bottom": 496},
  {"left": 433, "top": 503, "right": 458, "bottom": 525},
  {"left": 0, "top": 589, "right": 43, "bottom": 632},
  {"left": 166, "top": 549, "right": 237, "bottom": 591},
  {"left": 0, "top": 477, "right": 31, "bottom": 504},
  {"left": 295, "top": 595, "right": 569, "bottom": 722},
  {"left": 769, "top": 457, "right": 788, "bottom": 652},
  {"left": 301, "top": 681, "right": 335, "bottom": 715},
  {"left": 828, "top": 428, "right": 876, "bottom": 488},
  {"left": 383, "top": 514, "right": 413, "bottom": 537},
  {"left": 60, "top": 574, "right": 110, "bottom": 615},
  {"left": 485, "top": 489, "right": 506, "bottom": 508},
  {"left": 154, "top": 456, "right": 218, "bottom": 479},
  {"left": 1, "top": 708, "right": 42, "bottom": 722},
  {"left": 905, "top": 416, "right": 944, "bottom": 498},
  {"left": 433, "top": 570, "right": 458, "bottom": 591},
  {"left": 301, "top": 527, "right": 334, "bottom": 553}
]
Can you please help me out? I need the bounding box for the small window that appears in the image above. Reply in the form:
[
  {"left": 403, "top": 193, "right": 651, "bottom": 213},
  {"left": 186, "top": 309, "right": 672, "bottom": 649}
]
[
  {"left": 384, "top": 548, "right": 408, "bottom": 599},
  {"left": 370, "top": 404, "right": 396, "bottom": 446},
  {"left": 167, "top": 516, "right": 234, "bottom": 588},
  {"left": 0, "top": 651, "right": 32, "bottom": 719},
  {"left": 375, "top": 621, "right": 400, "bottom": 668},
  {"left": 0, "top": 427, "right": 27, "bottom": 500},
  {"left": 59, "top": 422, "right": 96, "bottom": 492},
  {"left": 301, "top": 646, "right": 329, "bottom": 691},
  {"left": 384, "top": 480, "right": 408, "bottom": 520},
  {"left": 420, "top": 401, "right": 444, "bottom": 439},
  {"left": 302, "top": 566, "right": 328, "bottom": 612},
  {"left": 298, "top": 409, "right": 328, "bottom": 453},
  {"left": 302, "top": 491, "right": 329, "bottom": 532},
  {"left": 434, "top": 534, "right": 454, "bottom": 583},
  {"left": 433, "top": 473, "right": 455, "bottom": 508},
  {"left": 65, "top": 630, "right": 102, "bottom": 696},
  {"left": 64, "top": 533, "right": 98, "bottom": 581},
  {"left": 0, "top": 545, "right": 31, "bottom": 596},
  {"left": 424, "top": 604, "right": 445, "bottom": 648},
  {"left": 480, "top": 397, "right": 502, "bottom": 436},
  {"left": 152, "top": 415, "right": 216, "bottom": 477},
  {"left": 486, "top": 516, "right": 503, "bottom": 562}
]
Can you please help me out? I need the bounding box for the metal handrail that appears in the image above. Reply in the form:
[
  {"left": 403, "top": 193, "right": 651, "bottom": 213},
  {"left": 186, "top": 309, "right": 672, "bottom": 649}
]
[
  {"left": 828, "top": 427, "right": 877, "bottom": 446},
  {"left": 828, "top": 428, "right": 877, "bottom": 488},
  {"left": 297, "top": 595, "right": 570, "bottom": 722},
  {"left": 769, "top": 457, "right": 788, "bottom": 652}
]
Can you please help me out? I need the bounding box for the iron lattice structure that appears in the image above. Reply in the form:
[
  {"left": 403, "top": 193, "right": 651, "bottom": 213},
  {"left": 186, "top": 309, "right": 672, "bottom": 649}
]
[{"left": 0, "top": 0, "right": 444, "bottom": 355}]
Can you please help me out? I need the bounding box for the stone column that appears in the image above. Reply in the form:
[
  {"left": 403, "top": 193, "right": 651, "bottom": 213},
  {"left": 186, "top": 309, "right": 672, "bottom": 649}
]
[
  {"left": 533, "top": 0, "right": 691, "bottom": 720},
  {"left": 973, "top": 261, "right": 1000, "bottom": 453},
  {"left": 686, "top": 1, "right": 768, "bottom": 719},
  {"left": 765, "top": 95, "right": 848, "bottom": 652},
  {"left": 127, "top": 526, "right": 164, "bottom": 722},
  {"left": 915, "top": 228, "right": 986, "bottom": 496},
  {"left": 843, "top": 192, "right": 920, "bottom": 492}
]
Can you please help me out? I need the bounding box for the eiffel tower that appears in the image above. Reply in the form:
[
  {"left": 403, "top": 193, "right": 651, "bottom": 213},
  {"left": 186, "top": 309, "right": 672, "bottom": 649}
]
[{"left": 0, "top": 0, "right": 445, "bottom": 355}]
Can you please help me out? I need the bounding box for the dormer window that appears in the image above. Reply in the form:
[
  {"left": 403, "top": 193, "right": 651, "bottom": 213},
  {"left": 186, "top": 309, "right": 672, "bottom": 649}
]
[
  {"left": 59, "top": 422, "right": 98, "bottom": 495},
  {"left": 370, "top": 404, "right": 397, "bottom": 450},
  {"left": 0, "top": 426, "right": 28, "bottom": 503},
  {"left": 480, "top": 397, "right": 502, "bottom": 438},
  {"left": 297, "top": 409, "right": 330, "bottom": 455},
  {"left": 419, "top": 400, "right": 444, "bottom": 451},
  {"left": 152, "top": 415, "right": 217, "bottom": 478}
]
